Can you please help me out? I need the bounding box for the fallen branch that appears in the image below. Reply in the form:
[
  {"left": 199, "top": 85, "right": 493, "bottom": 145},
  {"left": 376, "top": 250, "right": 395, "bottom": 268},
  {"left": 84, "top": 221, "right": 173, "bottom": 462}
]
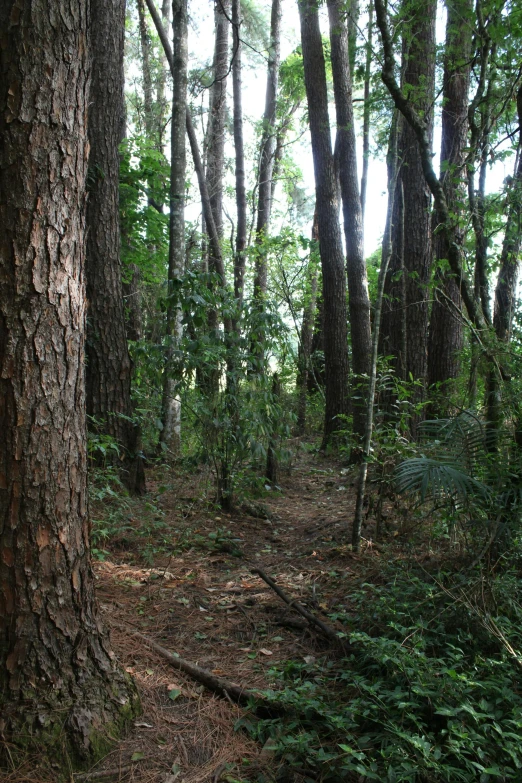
[
  {"left": 251, "top": 568, "right": 348, "bottom": 649},
  {"left": 74, "top": 763, "right": 140, "bottom": 781},
  {"left": 132, "top": 631, "right": 255, "bottom": 706}
]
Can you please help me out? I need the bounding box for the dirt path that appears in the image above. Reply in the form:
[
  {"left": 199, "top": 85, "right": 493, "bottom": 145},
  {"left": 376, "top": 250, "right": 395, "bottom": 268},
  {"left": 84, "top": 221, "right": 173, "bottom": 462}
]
[{"left": 13, "top": 445, "right": 387, "bottom": 783}]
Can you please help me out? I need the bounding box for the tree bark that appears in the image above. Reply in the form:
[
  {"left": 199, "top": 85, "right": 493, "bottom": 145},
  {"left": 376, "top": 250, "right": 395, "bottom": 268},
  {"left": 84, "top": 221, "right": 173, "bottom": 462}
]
[
  {"left": 160, "top": 0, "right": 188, "bottom": 456},
  {"left": 207, "top": 0, "right": 230, "bottom": 242},
  {"left": 427, "top": 0, "right": 473, "bottom": 415},
  {"left": 253, "top": 0, "right": 283, "bottom": 300},
  {"left": 296, "top": 212, "right": 320, "bottom": 435},
  {"left": 328, "top": 0, "right": 372, "bottom": 447},
  {"left": 86, "top": 0, "right": 145, "bottom": 493},
  {"left": 360, "top": 0, "right": 373, "bottom": 223},
  {"left": 232, "top": 0, "right": 248, "bottom": 308},
  {"left": 0, "top": 0, "right": 139, "bottom": 761},
  {"left": 486, "top": 85, "right": 522, "bottom": 441},
  {"left": 379, "top": 0, "right": 436, "bottom": 434},
  {"left": 298, "top": 0, "right": 350, "bottom": 447},
  {"left": 137, "top": 0, "right": 154, "bottom": 139}
]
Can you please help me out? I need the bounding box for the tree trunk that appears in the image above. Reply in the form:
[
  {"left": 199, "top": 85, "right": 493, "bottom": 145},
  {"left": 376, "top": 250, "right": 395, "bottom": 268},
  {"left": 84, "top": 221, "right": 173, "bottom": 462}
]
[
  {"left": 382, "top": 0, "right": 436, "bottom": 434},
  {"left": 0, "top": 0, "right": 139, "bottom": 762},
  {"left": 160, "top": 0, "right": 188, "bottom": 456},
  {"left": 297, "top": 212, "right": 320, "bottom": 435},
  {"left": 360, "top": 0, "right": 373, "bottom": 223},
  {"left": 253, "top": 0, "right": 283, "bottom": 300},
  {"left": 352, "top": 108, "right": 399, "bottom": 551},
  {"left": 232, "top": 0, "right": 248, "bottom": 309},
  {"left": 207, "top": 0, "right": 230, "bottom": 242},
  {"left": 137, "top": 0, "right": 154, "bottom": 139},
  {"left": 328, "top": 0, "right": 372, "bottom": 448},
  {"left": 427, "top": 0, "right": 473, "bottom": 416},
  {"left": 486, "top": 85, "right": 522, "bottom": 442},
  {"left": 298, "top": 0, "right": 351, "bottom": 447},
  {"left": 86, "top": 0, "right": 145, "bottom": 493}
]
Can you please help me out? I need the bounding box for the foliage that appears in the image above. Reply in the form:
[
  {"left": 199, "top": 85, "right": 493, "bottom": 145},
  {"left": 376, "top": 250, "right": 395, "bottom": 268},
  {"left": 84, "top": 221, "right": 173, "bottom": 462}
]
[{"left": 245, "top": 564, "right": 522, "bottom": 782}]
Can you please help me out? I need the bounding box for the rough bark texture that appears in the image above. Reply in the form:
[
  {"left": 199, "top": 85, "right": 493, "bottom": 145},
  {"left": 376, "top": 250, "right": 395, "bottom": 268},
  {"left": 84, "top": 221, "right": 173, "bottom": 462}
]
[
  {"left": 253, "top": 0, "right": 283, "bottom": 299},
  {"left": 380, "top": 0, "right": 436, "bottom": 432},
  {"left": 299, "top": 0, "right": 350, "bottom": 446},
  {"left": 0, "top": 0, "right": 139, "bottom": 762},
  {"left": 160, "top": 0, "right": 188, "bottom": 455},
  {"left": 86, "top": 0, "right": 145, "bottom": 493},
  {"left": 328, "top": 0, "right": 371, "bottom": 445},
  {"left": 427, "top": 0, "right": 473, "bottom": 414}
]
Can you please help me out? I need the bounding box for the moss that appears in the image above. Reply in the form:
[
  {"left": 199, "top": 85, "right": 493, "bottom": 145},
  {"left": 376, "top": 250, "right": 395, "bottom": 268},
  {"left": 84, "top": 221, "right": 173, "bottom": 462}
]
[{"left": 0, "top": 672, "right": 141, "bottom": 780}]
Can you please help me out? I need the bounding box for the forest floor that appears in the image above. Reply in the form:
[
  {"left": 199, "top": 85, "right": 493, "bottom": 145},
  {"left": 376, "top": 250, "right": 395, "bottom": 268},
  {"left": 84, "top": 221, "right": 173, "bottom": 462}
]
[{"left": 8, "top": 441, "right": 422, "bottom": 783}]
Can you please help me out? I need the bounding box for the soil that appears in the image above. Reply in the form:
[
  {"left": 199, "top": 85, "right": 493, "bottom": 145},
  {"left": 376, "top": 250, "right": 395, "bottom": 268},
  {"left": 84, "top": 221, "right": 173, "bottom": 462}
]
[{"left": 4, "top": 441, "right": 408, "bottom": 783}]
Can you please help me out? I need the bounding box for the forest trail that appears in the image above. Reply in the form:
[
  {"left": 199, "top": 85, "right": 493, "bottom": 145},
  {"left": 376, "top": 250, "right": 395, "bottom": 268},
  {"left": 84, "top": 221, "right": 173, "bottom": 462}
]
[{"left": 78, "top": 446, "right": 386, "bottom": 783}]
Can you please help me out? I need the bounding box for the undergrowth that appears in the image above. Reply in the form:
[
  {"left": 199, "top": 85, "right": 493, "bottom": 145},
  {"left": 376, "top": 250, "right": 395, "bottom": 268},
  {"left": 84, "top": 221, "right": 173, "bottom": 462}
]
[{"left": 245, "top": 563, "right": 522, "bottom": 782}]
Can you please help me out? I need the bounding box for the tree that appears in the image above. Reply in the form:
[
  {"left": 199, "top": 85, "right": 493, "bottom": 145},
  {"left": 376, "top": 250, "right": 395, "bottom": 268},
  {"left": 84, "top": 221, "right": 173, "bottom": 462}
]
[
  {"left": 298, "top": 0, "right": 350, "bottom": 446},
  {"left": 86, "top": 0, "right": 145, "bottom": 493},
  {"left": 160, "top": 0, "right": 188, "bottom": 454},
  {"left": 427, "top": 0, "right": 473, "bottom": 414},
  {"left": 380, "top": 0, "right": 437, "bottom": 434},
  {"left": 328, "top": 0, "right": 372, "bottom": 446},
  {"left": 0, "top": 0, "right": 138, "bottom": 762},
  {"left": 253, "top": 0, "right": 283, "bottom": 301}
]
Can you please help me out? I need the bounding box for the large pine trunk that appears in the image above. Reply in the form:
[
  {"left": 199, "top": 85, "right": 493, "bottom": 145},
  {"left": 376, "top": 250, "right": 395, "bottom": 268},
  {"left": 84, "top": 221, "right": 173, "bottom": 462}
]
[
  {"left": 427, "top": 0, "right": 473, "bottom": 415},
  {"left": 298, "top": 0, "right": 350, "bottom": 446},
  {"left": 86, "top": 0, "right": 145, "bottom": 493},
  {"left": 0, "top": 0, "right": 138, "bottom": 762}
]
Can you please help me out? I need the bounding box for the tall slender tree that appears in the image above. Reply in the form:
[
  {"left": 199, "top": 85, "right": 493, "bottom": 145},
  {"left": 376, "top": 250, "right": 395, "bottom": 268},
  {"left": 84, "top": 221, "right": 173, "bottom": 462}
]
[
  {"left": 232, "top": 0, "right": 248, "bottom": 308},
  {"left": 298, "top": 0, "right": 350, "bottom": 446},
  {"left": 380, "top": 0, "right": 436, "bottom": 433},
  {"left": 328, "top": 0, "right": 372, "bottom": 446},
  {"left": 160, "top": 0, "right": 188, "bottom": 454},
  {"left": 86, "top": 0, "right": 145, "bottom": 492},
  {"left": 427, "top": 0, "right": 474, "bottom": 413},
  {"left": 0, "top": 0, "right": 138, "bottom": 758},
  {"left": 253, "top": 0, "right": 283, "bottom": 300}
]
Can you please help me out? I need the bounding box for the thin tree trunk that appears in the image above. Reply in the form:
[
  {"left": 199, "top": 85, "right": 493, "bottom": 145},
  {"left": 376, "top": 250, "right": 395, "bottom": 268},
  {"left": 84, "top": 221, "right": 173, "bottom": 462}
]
[
  {"left": 328, "top": 0, "right": 372, "bottom": 448},
  {"left": 298, "top": 0, "right": 351, "bottom": 447},
  {"left": 486, "top": 85, "right": 522, "bottom": 443},
  {"left": 86, "top": 0, "right": 146, "bottom": 494},
  {"left": 297, "top": 211, "right": 320, "bottom": 435},
  {"left": 427, "top": 0, "right": 473, "bottom": 416},
  {"left": 232, "top": 0, "right": 248, "bottom": 308},
  {"left": 352, "top": 110, "right": 399, "bottom": 551},
  {"left": 207, "top": 0, "right": 230, "bottom": 242},
  {"left": 253, "top": 0, "right": 283, "bottom": 300},
  {"left": 160, "top": 0, "right": 188, "bottom": 455},
  {"left": 137, "top": 0, "right": 154, "bottom": 138},
  {"left": 360, "top": 0, "right": 373, "bottom": 223},
  {"left": 144, "top": 0, "right": 226, "bottom": 289},
  {"left": 0, "top": 0, "right": 139, "bottom": 758}
]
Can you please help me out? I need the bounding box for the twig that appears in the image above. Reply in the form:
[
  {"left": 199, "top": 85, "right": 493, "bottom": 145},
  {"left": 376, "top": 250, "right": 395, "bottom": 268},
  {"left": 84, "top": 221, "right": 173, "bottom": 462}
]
[
  {"left": 74, "top": 763, "right": 140, "bottom": 781},
  {"left": 251, "top": 568, "right": 348, "bottom": 649}
]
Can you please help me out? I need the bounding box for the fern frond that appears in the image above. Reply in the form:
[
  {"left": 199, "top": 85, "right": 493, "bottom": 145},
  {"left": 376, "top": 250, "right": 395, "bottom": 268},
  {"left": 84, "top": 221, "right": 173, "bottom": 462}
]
[{"left": 395, "top": 457, "right": 491, "bottom": 505}]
